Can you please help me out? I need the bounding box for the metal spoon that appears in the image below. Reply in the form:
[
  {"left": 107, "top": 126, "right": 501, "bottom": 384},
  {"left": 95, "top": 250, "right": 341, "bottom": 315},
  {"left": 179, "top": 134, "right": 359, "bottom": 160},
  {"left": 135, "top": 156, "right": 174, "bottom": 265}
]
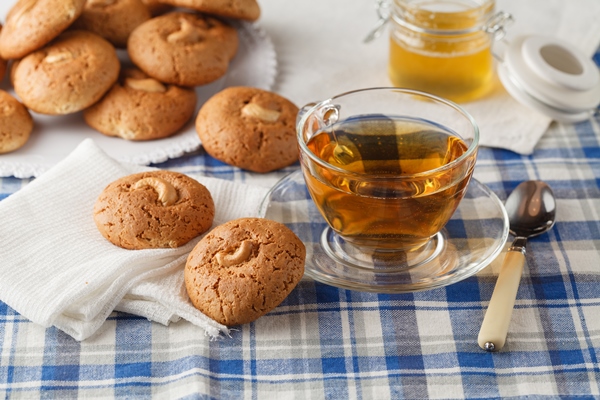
[{"left": 478, "top": 180, "right": 556, "bottom": 352}]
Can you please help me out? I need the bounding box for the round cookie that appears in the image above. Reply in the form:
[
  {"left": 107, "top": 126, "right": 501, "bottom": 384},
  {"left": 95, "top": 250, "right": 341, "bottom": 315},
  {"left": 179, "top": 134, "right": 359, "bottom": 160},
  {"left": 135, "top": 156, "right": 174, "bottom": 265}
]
[
  {"left": 159, "top": 0, "right": 259, "bottom": 21},
  {"left": 12, "top": 30, "right": 120, "bottom": 115},
  {"left": 0, "top": 0, "right": 86, "bottom": 60},
  {"left": 128, "top": 12, "right": 238, "bottom": 87},
  {"left": 0, "top": 91, "right": 34, "bottom": 154},
  {"left": 196, "top": 87, "right": 300, "bottom": 173},
  {"left": 71, "top": 0, "right": 151, "bottom": 48},
  {"left": 84, "top": 68, "right": 197, "bottom": 140},
  {"left": 185, "top": 218, "right": 306, "bottom": 326},
  {"left": 94, "top": 170, "right": 215, "bottom": 250}
]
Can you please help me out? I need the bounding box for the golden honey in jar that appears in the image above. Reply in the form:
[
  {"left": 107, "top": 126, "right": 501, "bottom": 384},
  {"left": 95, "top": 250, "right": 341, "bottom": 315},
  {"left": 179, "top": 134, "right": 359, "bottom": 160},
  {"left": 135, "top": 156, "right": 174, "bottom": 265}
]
[{"left": 388, "top": 0, "right": 497, "bottom": 103}]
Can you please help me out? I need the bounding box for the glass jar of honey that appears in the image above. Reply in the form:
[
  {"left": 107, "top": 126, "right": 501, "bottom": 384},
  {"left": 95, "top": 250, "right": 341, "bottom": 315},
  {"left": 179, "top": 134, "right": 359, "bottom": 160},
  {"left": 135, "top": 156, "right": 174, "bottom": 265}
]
[{"left": 385, "top": 0, "right": 511, "bottom": 103}]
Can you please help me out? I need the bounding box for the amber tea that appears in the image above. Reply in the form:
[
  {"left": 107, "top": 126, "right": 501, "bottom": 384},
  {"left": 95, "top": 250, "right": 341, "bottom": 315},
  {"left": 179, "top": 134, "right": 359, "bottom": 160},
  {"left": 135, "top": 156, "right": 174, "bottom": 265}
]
[{"left": 303, "top": 115, "right": 476, "bottom": 250}]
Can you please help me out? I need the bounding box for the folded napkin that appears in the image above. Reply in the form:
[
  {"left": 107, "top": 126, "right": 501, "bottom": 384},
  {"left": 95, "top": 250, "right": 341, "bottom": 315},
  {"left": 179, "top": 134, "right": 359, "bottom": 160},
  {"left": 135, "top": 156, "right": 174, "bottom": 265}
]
[
  {"left": 0, "top": 139, "right": 269, "bottom": 340},
  {"left": 265, "top": 0, "right": 600, "bottom": 154}
]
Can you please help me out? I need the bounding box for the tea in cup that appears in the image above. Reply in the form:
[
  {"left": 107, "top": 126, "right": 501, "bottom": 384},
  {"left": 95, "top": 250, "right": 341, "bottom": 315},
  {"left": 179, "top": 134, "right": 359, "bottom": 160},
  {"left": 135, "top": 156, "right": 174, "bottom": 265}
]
[{"left": 297, "top": 88, "right": 479, "bottom": 267}]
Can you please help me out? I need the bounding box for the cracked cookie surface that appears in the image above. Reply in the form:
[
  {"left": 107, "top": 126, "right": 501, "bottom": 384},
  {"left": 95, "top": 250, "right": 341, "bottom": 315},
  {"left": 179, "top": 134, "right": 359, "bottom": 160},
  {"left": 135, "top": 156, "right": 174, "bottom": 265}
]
[
  {"left": 196, "top": 87, "right": 300, "bottom": 173},
  {"left": 127, "top": 11, "right": 238, "bottom": 87},
  {"left": 184, "top": 217, "right": 305, "bottom": 326},
  {"left": 84, "top": 68, "right": 197, "bottom": 140},
  {"left": 12, "top": 30, "right": 120, "bottom": 115},
  {"left": 0, "top": 0, "right": 86, "bottom": 59},
  {"left": 93, "top": 170, "right": 215, "bottom": 250}
]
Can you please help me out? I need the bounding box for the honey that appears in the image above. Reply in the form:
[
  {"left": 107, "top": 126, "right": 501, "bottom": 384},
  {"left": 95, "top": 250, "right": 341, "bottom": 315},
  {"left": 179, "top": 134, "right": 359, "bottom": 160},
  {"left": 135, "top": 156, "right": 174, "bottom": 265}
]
[{"left": 388, "top": 0, "right": 497, "bottom": 103}]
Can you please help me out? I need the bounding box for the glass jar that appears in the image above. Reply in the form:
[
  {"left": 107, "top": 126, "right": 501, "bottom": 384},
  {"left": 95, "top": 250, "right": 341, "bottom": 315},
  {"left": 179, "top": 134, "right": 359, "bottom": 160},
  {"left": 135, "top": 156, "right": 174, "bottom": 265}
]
[{"left": 385, "top": 0, "right": 510, "bottom": 103}]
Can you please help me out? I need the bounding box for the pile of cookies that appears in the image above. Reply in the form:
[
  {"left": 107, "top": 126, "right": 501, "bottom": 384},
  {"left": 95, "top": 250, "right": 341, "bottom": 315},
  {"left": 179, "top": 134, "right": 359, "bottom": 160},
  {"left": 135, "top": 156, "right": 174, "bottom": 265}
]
[
  {"left": 94, "top": 170, "right": 306, "bottom": 327},
  {"left": 0, "top": 0, "right": 265, "bottom": 153}
]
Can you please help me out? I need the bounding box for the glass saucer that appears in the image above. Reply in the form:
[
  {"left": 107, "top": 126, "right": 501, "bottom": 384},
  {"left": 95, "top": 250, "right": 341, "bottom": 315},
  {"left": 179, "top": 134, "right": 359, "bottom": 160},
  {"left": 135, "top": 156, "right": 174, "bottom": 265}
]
[{"left": 258, "top": 170, "right": 509, "bottom": 293}]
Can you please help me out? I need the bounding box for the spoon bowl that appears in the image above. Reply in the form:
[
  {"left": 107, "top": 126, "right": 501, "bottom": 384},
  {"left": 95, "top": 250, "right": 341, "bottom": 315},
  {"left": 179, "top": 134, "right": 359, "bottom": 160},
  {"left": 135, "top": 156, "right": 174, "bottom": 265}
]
[
  {"left": 506, "top": 181, "right": 556, "bottom": 238},
  {"left": 477, "top": 180, "right": 556, "bottom": 352}
]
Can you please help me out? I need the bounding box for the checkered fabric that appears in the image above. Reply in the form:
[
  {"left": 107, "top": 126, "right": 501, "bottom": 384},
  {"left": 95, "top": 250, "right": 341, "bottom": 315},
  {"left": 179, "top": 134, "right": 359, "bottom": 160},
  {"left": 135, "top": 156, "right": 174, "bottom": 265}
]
[{"left": 1, "top": 62, "right": 600, "bottom": 400}]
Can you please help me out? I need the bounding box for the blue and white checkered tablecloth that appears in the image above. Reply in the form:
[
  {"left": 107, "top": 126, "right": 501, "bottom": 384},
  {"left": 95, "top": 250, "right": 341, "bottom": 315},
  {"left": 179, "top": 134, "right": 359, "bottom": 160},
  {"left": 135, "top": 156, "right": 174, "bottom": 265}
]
[
  {"left": 1, "top": 53, "right": 600, "bottom": 400},
  {"left": 1, "top": 113, "right": 599, "bottom": 399}
]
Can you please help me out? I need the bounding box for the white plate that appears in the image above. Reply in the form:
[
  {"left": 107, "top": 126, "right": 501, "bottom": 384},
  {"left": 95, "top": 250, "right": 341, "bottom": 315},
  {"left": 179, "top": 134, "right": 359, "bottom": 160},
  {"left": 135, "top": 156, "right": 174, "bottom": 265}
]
[{"left": 0, "top": 2, "right": 277, "bottom": 178}]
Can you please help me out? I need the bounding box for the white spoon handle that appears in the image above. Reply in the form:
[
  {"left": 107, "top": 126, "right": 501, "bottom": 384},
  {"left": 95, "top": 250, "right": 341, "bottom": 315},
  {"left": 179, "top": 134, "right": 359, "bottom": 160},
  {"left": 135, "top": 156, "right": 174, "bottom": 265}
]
[{"left": 477, "top": 250, "right": 526, "bottom": 351}]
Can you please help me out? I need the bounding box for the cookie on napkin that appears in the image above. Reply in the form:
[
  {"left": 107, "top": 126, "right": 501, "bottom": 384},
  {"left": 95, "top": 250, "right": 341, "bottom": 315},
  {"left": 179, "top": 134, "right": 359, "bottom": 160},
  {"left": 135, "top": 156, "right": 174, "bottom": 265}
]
[
  {"left": 84, "top": 68, "right": 197, "bottom": 140},
  {"left": 94, "top": 170, "right": 215, "bottom": 249},
  {"left": 196, "top": 86, "right": 300, "bottom": 173},
  {"left": 12, "top": 30, "right": 120, "bottom": 115},
  {"left": 0, "top": 0, "right": 87, "bottom": 59},
  {"left": 185, "top": 217, "right": 306, "bottom": 326},
  {"left": 127, "top": 11, "right": 238, "bottom": 87},
  {"left": 0, "top": 139, "right": 271, "bottom": 341},
  {"left": 0, "top": 90, "right": 34, "bottom": 154}
]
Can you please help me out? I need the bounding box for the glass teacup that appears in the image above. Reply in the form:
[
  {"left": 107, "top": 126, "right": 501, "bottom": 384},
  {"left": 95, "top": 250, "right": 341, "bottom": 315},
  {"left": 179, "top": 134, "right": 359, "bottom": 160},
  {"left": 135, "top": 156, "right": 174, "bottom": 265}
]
[{"left": 297, "top": 87, "right": 479, "bottom": 268}]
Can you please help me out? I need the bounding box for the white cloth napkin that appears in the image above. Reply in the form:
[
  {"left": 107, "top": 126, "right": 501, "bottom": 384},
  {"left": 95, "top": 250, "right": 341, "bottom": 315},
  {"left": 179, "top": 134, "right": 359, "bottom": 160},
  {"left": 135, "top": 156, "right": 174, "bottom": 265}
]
[
  {"left": 261, "top": 0, "right": 600, "bottom": 154},
  {"left": 0, "top": 139, "right": 269, "bottom": 340}
]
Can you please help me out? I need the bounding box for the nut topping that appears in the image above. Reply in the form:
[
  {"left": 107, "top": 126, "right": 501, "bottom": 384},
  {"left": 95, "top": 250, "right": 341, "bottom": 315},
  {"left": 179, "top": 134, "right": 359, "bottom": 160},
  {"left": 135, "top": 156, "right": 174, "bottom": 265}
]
[
  {"left": 1, "top": 104, "right": 15, "bottom": 116},
  {"left": 43, "top": 51, "right": 74, "bottom": 64},
  {"left": 125, "top": 77, "right": 167, "bottom": 93},
  {"left": 133, "top": 177, "right": 178, "bottom": 206},
  {"left": 216, "top": 240, "right": 254, "bottom": 267},
  {"left": 241, "top": 103, "right": 281, "bottom": 122},
  {"left": 167, "top": 19, "right": 203, "bottom": 44}
]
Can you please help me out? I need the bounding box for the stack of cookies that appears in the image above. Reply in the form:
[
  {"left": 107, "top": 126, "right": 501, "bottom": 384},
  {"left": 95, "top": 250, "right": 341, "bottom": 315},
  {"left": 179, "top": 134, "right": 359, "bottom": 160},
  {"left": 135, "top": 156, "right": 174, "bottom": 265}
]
[{"left": 0, "top": 0, "right": 260, "bottom": 152}]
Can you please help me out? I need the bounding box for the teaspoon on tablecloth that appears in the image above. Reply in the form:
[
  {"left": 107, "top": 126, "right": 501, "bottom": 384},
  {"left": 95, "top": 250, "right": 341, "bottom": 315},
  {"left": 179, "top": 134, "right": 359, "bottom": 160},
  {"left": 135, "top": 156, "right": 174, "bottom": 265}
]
[{"left": 477, "top": 180, "right": 556, "bottom": 352}]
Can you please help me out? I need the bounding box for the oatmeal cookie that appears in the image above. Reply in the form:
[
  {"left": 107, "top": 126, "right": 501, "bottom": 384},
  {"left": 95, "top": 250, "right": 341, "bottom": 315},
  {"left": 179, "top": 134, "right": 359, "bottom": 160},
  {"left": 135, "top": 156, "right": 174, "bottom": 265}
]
[
  {"left": 12, "top": 30, "right": 120, "bottom": 115},
  {"left": 195, "top": 87, "right": 300, "bottom": 173},
  {"left": 127, "top": 11, "right": 238, "bottom": 87},
  {"left": 93, "top": 170, "right": 215, "bottom": 249},
  {"left": 185, "top": 218, "right": 305, "bottom": 326},
  {"left": 84, "top": 68, "right": 197, "bottom": 140}
]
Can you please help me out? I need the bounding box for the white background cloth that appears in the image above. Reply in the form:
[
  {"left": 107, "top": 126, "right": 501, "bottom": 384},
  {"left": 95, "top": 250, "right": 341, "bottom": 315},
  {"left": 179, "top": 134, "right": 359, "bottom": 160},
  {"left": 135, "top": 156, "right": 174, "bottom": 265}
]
[
  {"left": 260, "top": 0, "right": 600, "bottom": 154},
  {"left": 0, "top": 139, "right": 269, "bottom": 340}
]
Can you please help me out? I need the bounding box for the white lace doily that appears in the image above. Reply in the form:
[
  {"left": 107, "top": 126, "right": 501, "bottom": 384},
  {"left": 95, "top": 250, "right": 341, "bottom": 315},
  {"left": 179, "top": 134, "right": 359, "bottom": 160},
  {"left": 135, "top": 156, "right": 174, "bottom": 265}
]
[{"left": 0, "top": 6, "right": 277, "bottom": 178}]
